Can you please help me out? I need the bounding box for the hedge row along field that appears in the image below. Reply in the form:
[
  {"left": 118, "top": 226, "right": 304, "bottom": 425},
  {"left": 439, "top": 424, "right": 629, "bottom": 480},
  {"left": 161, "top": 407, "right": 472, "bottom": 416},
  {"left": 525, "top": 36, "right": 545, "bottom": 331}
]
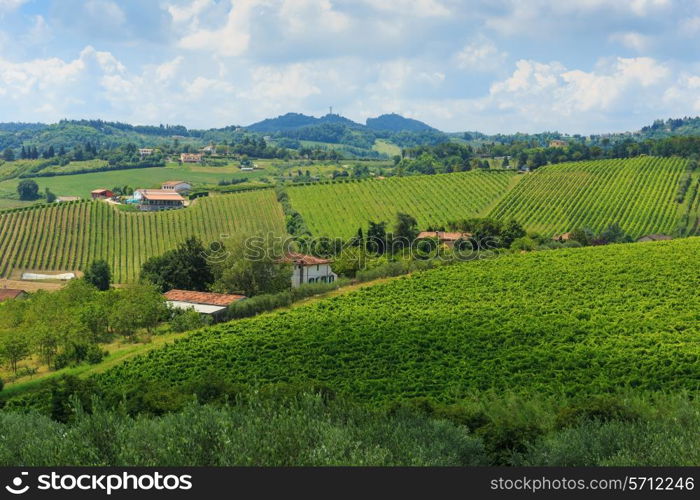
[
  {"left": 0, "top": 190, "right": 285, "bottom": 283},
  {"left": 489, "top": 157, "right": 687, "bottom": 237},
  {"left": 94, "top": 237, "right": 700, "bottom": 403},
  {"left": 287, "top": 170, "right": 517, "bottom": 238}
]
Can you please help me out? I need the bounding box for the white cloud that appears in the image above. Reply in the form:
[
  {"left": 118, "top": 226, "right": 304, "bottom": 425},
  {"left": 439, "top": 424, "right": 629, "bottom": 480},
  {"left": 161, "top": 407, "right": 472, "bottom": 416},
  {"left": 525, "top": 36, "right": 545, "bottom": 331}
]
[
  {"left": 177, "top": 0, "right": 255, "bottom": 57},
  {"left": 455, "top": 38, "right": 507, "bottom": 71},
  {"left": 680, "top": 16, "right": 700, "bottom": 36},
  {"left": 360, "top": 0, "right": 451, "bottom": 18},
  {"left": 0, "top": 0, "right": 27, "bottom": 13},
  {"left": 85, "top": 0, "right": 126, "bottom": 26},
  {"left": 609, "top": 32, "right": 651, "bottom": 52}
]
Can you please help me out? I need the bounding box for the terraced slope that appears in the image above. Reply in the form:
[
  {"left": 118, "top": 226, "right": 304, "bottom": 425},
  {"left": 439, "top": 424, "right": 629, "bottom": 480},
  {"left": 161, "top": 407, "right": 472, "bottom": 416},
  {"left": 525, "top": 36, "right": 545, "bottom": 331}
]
[
  {"left": 287, "top": 170, "right": 517, "bottom": 238},
  {"left": 0, "top": 190, "right": 285, "bottom": 283},
  {"left": 489, "top": 157, "right": 687, "bottom": 237},
  {"left": 95, "top": 237, "right": 700, "bottom": 403}
]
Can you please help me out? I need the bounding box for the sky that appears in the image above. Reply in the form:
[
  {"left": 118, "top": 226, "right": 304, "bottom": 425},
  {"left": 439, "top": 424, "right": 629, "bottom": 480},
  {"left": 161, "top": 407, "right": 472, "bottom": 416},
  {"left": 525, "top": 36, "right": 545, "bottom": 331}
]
[{"left": 0, "top": 0, "right": 698, "bottom": 134}]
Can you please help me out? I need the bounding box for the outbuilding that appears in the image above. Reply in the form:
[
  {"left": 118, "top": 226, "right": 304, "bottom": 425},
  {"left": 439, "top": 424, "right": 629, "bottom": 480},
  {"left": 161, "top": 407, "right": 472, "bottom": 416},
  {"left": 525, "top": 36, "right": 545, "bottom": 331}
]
[{"left": 164, "top": 289, "right": 246, "bottom": 321}]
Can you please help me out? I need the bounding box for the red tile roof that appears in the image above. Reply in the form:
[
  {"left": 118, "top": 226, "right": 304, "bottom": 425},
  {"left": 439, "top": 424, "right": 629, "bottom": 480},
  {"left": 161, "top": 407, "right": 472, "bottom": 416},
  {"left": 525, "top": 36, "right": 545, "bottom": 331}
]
[
  {"left": 136, "top": 189, "right": 185, "bottom": 202},
  {"left": 0, "top": 289, "right": 27, "bottom": 302},
  {"left": 282, "top": 253, "right": 332, "bottom": 266},
  {"left": 91, "top": 189, "right": 111, "bottom": 194},
  {"left": 163, "top": 289, "right": 246, "bottom": 307},
  {"left": 417, "top": 231, "right": 471, "bottom": 241}
]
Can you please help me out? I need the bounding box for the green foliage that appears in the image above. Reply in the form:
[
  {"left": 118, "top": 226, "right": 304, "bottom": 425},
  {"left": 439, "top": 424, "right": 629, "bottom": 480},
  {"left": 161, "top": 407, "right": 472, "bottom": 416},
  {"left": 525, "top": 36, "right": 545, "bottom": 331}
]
[
  {"left": 0, "top": 190, "right": 285, "bottom": 283},
  {"left": 489, "top": 157, "right": 686, "bottom": 237},
  {"left": 140, "top": 237, "right": 214, "bottom": 292},
  {"left": 88, "top": 238, "right": 700, "bottom": 404},
  {"left": 17, "top": 179, "right": 39, "bottom": 200},
  {"left": 0, "top": 393, "right": 485, "bottom": 466},
  {"left": 83, "top": 260, "right": 112, "bottom": 291},
  {"left": 288, "top": 171, "right": 515, "bottom": 238}
]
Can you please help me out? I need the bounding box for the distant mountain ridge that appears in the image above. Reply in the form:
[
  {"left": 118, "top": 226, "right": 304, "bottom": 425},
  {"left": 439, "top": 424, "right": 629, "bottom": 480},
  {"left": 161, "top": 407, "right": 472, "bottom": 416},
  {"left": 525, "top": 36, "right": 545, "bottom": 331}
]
[{"left": 246, "top": 112, "right": 438, "bottom": 133}]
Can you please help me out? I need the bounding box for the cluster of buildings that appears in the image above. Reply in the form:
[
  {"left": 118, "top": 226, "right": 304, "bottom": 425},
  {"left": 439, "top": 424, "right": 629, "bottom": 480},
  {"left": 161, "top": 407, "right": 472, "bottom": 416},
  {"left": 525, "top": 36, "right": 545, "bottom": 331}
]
[{"left": 90, "top": 181, "right": 192, "bottom": 212}]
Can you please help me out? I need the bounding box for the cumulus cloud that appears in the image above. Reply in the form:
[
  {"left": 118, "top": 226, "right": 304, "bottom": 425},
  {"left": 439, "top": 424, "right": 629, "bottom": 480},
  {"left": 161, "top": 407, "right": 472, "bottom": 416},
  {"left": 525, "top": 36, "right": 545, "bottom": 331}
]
[
  {"left": 455, "top": 37, "right": 508, "bottom": 71},
  {"left": 609, "top": 32, "right": 651, "bottom": 52},
  {"left": 0, "top": 0, "right": 27, "bottom": 13}
]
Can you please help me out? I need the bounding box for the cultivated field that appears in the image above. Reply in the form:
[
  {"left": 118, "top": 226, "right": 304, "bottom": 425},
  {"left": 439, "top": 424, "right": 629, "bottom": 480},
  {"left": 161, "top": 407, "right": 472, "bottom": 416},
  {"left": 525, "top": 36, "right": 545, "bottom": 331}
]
[
  {"left": 489, "top": 157, "right": 687, "bottom": 237},
  {"left": 287, "top": 170, "right": 518, "bottom": 237},
  {"left": 95, "top": 237, "right": 700, "bottom": 401},
  {"left": 0, "top": 163, "right": 269, "bottom": 199},
  {"left": 0, "top": 190, "right": 285, "bottom": 283}
]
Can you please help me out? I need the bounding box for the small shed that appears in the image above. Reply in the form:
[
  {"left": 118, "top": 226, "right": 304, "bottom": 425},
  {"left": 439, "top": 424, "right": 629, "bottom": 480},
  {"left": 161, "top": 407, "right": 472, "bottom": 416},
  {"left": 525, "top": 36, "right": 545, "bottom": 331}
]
[
  {"left": 553, "top": 232, "right": 573, "bottom": 242},
  {"left": 0, "top": 289, "right": 28, "bottom": 303},
  {"left": 637, "top": 234, "right": 673, "bottom": 243},
  {"left": 91, "top": 189, "right": 113, "bottom": 200},
  {"left": 164, "top": 289, "right": 246, "bottom": 320},
  {"left": 417, "top": 231, "right": 471, "bottom": 248}
]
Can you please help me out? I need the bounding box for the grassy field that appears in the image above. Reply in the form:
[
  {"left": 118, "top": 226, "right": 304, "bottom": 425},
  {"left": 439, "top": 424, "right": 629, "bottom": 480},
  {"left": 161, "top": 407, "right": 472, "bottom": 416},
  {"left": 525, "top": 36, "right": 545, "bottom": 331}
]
[
  {"left": 372, "top": 139, "right": 402, "bottom": 157},
  {"left": 92, "top": 237, "right": 700, "bottom": 403},
  {"left": 0, "top": 162, "right": 270, "bottom": 199},
  {"left": 489, "top": 157, "right": 687, "bottom": 237},
  {"left": 287, "top": 170, "right": 517, "bottom": 238},
  {"left": 0, "top": 190, "right": 285, "bottom": 283}
]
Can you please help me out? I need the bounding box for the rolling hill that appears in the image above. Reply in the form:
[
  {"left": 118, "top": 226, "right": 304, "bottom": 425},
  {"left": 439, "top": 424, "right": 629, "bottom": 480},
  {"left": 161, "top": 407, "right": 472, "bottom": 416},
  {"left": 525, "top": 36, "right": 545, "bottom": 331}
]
[
  {"left": 287, "top": 157, "right": 692, "bottom": 239},
  {"left": 287, "top": 170, "right": 518, "bottom": 238},
  {"left": 0, "top": 190, "right": 285, "bottom": 283},
  {"left": 488, "top": 157, "right": 688, "bottom": 237},
  {"left": 94, "top": 237, "right": 700, "bottom": 402}
]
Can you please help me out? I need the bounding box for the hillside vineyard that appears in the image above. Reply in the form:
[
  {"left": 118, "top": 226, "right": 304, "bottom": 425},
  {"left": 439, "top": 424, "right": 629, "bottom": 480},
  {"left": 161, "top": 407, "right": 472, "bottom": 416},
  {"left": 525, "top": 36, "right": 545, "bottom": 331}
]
[
  {"left": 0, "top": 156, "right": 694, "bottom": 282},
  {"left": 95, "top": 237, "right": 700, "bottom": 402},
  {"left": 0, "top": 190, "right": 285, "bottom": 282}
]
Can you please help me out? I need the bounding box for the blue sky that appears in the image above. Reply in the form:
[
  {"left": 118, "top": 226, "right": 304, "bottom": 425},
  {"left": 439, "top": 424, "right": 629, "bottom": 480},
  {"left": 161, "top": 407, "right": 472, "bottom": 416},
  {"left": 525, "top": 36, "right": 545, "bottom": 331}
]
[{"left": 0, "top": 0, "right": 698, "bottom": 133}]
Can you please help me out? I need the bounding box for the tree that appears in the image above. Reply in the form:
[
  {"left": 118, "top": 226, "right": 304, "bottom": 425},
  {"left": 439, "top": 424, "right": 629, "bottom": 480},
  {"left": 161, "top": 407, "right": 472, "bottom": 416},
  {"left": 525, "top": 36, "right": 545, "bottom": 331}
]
[
  {"left": 17, "top": 179, "right": 39, "bottom": 200},
  {"left": 84, "top": 260, "right": 112, "bottom": 291},
  {"left": 0, "top": 333, "right": 30, "bottom": 374},
  {"left": 45, "top": 188, "right": 56, "bottom": 203},
  {"left": 393, "top": 212, "right": 418, "bottom": 252},
  {"left": 140, "top": 237, "right": 214, "bottom": 292},
  {"left": 212, "top": 234, "right": 292, "bottom": 297},
  {"left": 500, "top": 219, "right": 526, "bottom": 248},
  {"left": 109, "top": 284, "right": 166, "bottom": 338},
  {"left": 366, "top": 221, "right": 388, "bottom": 255},
  {"left": 2, "top": 148, "right": 15, "bottom": 162}
]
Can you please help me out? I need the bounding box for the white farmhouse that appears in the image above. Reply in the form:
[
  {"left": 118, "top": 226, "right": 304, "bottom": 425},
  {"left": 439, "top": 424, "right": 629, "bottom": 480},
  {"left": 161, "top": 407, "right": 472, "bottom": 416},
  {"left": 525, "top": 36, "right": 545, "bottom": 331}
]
[{"left": 283, "top": 253, "right": 337, "bottom": 288}]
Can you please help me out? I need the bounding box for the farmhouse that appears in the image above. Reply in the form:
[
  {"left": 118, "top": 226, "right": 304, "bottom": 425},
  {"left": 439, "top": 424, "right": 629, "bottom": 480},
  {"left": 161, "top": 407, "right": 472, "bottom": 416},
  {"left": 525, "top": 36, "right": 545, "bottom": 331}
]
[
  {"left": 133, "top": 189, "right": 185, "bottom": 211},
  {"left": 200, "top": 145, "right": 216, "bottom": 155},
  {"left": 417, "top": 231, "right": 471, "bottom": 248},
  {"left": 91, "top": 189, "right": 113, "bottom": 200},
  {"left": 637, "top": 234, "right": 673, "bottom": 243},
  {"left": 0, "top": 289, "right": 28, "bottom": 303},
  {"left": 553, "top": 232, "right": 573, "bottom": 242},
  {"left": 139, "top": 148, "right": 154, "bottom": 157},
  {"left": 549, "top": 139, "right": 568, "bottom": 148},
  {"left": 164, "top": 289, "right": 246, "bottom": 321},
  {"left": 161, "top": 180, "right": 192, "bottom": 194},
  {"left": 180, "top": 153, "right": 203, "bottom": 163},
  {"left": 283, "top": 253, "right": 338, "bottom": 288}
]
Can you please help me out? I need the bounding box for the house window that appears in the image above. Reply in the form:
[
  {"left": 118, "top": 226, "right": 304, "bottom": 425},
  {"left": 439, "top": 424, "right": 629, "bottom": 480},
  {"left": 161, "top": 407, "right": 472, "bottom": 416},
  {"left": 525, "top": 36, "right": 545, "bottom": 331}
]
[
  {"left": 316, "top": 265, "right": 319, "bottom": 271},
  {"left": 329, "top": 275, "right": 335, "bottom": 283},
  {"left": 321, "top": 276, "right": 327, "bottom": 283}
]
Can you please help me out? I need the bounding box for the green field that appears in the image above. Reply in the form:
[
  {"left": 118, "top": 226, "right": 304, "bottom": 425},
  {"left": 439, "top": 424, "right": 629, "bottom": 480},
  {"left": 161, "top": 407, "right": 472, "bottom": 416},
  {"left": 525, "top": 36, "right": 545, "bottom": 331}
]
[
  {"left": 489, "top": 157, "right": 687, "bottom": 237},
  {"left": 0, "top": 163, "right": 269, "bottom": 199},
  {"left": 94, "top": 237, "right": 700, "bottom": 402},
  {"left": 287, "top": 170, "right": 518, "bottom": 237},
  {"left": 0, "top": 190, "right": 284, "bottom": 282},
  {"left": 372, "top": 139, "right": 402, "bottom": 156}
]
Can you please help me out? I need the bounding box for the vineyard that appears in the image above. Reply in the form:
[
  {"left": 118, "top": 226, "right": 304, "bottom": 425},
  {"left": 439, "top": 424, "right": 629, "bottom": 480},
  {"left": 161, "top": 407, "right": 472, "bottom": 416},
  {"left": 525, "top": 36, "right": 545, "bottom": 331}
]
[
  {"left": 488, "top": 157, "right": 688, "bottom": 237},
  {"left": 287, "top": 170, "right": 518, "bottom": 238},
  {"left": 0, "top": 190, "right": 285, "bottom": 283},
  {"left": 95, "top": 237, "right": 700, "bottom": 403}
]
